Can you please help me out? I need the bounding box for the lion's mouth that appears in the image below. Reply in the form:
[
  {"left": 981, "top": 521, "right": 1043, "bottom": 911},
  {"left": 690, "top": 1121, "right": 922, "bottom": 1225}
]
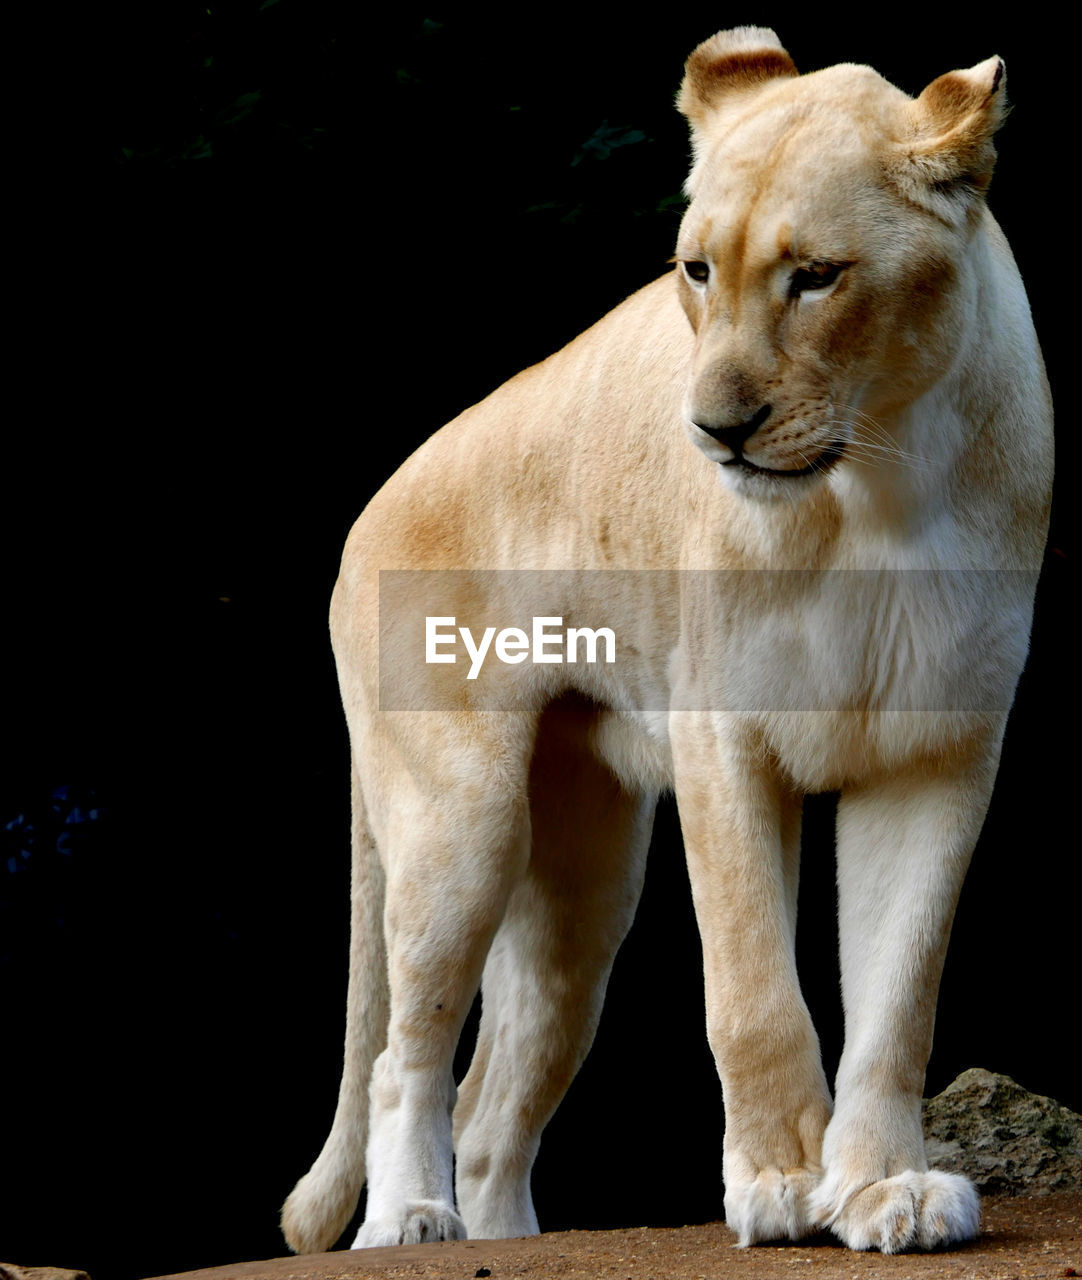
[{"left": 723, "top": 440, "right": 846, "bottom": 478}]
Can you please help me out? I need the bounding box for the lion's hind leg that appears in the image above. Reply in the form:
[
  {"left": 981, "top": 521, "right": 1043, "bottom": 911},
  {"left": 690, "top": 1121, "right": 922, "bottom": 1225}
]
[
  {"left": 453, "top": 699, "right": 656, "bottom": 1239},
  {"left": 352, "top": 712, "right": 534, "bottom": 1249}
]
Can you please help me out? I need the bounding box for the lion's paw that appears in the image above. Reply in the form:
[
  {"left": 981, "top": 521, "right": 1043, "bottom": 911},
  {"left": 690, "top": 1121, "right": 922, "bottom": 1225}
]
[
  {"left": 352, "top": 1200, "right": 467, "bottom": 1248},
  {"left": 725, "top": 1168, "right": 821, "bottom": 1246},
  {"left": 813, "top": 1170, "right": 979, "bottom": 1253}
]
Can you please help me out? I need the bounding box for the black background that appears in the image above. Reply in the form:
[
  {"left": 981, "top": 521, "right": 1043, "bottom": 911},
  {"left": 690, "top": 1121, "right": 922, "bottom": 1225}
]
[{"left": 2, "top": 7, "right": 1076, "bottom": 1279}]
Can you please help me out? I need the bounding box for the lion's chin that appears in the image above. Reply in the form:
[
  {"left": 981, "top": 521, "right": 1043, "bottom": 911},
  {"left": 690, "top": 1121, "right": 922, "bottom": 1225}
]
[{"left": 719, "top": 441, "right": 845, "bottom": 497}]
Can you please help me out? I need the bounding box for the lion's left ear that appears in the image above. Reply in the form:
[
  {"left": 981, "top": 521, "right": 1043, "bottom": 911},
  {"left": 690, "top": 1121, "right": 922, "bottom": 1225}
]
[{"left": 896, "top": 55, "right": 1007, "bottom": 196}]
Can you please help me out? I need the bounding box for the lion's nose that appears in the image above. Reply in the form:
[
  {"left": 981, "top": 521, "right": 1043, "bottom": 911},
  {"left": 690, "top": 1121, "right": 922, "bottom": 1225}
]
[{"left": 693, "top": 404, "right": 772, "bottom": 452}]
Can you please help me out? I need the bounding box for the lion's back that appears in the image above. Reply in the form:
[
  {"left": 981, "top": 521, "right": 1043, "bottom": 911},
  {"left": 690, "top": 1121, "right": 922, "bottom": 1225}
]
[{"left": 341, "top": 275, "right": 693, "bottom": 581}]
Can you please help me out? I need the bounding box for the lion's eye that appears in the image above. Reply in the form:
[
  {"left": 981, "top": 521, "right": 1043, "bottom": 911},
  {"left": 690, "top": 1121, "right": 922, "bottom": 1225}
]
[
  {"left": 683, "top": 261, "right": 710, "bottom": 284},
  {"left": 790, "top": 260, "right": 844, "bottom": 297}
]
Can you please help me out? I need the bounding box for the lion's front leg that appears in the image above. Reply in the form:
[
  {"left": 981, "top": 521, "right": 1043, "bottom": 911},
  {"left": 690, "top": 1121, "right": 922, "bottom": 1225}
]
[
  {"left": 810, "top": 759, "right": 998, "bottom": 1252},
  {"left": 673, "top": 717, "right": 832, "bottom": 1246}
]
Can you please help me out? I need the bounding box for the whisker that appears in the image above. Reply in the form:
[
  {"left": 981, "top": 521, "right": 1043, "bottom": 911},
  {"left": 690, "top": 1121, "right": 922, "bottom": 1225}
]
[
  {"left": 835, "top": 404, "right": 934, "bottom": 470},
  {"left": 838, "top": 440, "right": 928, "bottom": 471}
]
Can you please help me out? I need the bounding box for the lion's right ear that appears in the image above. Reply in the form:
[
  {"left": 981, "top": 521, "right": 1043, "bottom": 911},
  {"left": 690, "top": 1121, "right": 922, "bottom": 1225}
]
[{"left": 678, "top": 27, "right": 797, "bottom": 136}]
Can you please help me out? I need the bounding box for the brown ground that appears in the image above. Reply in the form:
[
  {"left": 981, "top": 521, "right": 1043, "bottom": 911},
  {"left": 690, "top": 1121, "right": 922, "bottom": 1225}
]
[{"left": 133, "top": 1192, "right": 1081, "bottom": 1280}]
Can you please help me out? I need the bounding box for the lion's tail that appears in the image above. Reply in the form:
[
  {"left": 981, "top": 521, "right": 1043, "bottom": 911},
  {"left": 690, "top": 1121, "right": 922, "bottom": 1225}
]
[{"left": 280, "top": 766, "right": 388, "bottom": 1255}]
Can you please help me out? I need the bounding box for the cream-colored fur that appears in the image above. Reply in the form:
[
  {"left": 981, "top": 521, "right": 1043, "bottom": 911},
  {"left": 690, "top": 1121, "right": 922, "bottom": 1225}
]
[{"left": 281, "top": 29, "right": 1052, "bottom": 1256}]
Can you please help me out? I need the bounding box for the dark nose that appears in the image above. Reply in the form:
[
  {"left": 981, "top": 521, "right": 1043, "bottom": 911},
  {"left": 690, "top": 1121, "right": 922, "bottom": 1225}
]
[{"left": 694, "top": 404, "right": 772, "bottom": 452}]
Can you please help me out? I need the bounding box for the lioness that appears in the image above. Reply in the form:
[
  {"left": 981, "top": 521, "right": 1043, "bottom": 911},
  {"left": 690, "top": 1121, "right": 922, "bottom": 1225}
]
[{"left": 282, "top": 28, "right": 1052, "bottom": 1255}]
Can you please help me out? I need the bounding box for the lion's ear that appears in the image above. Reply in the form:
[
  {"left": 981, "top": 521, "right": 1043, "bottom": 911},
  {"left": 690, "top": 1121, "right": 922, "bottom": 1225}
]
[
  {"left": 678, "top": 27, "right": 797, "bottom": 133},
  {"left": 897, "top": 56, "right": 1007, "bottom": 196}
]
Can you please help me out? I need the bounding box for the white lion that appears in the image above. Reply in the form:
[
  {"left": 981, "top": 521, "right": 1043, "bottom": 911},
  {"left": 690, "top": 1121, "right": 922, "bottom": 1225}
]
[{"left": 282, "top": 28, "right": 1052, "bottom": 1255}]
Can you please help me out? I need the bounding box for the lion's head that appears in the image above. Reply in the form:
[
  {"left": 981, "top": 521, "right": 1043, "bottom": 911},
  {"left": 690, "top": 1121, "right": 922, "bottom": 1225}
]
[{"left": 675, "top": 27, "right": 1007, "bottom": 499}]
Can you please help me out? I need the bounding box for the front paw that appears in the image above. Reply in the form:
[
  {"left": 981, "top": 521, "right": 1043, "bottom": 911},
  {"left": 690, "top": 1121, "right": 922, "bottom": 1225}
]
[
  {"left": 812, "top": 1170, "right": 979, "bottom": 1253},
  {"left": 352, "top": 1200, "right": 467, "bottom": 1248},
  {"left": 725, "top": 1168, "right": 821, "bottom": 1246}
]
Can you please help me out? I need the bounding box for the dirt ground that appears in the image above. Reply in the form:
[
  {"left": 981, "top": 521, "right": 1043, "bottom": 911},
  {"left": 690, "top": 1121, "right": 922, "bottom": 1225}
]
[{"left": 134, "top": 1191, "right": 1081, "bottom": 1280}]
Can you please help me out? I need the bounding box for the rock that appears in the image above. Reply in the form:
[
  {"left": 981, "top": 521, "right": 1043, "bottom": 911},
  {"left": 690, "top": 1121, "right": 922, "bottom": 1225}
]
[
  {"left": 0, "top": 1268, "right": 91, "bottom": 1280},
  {"left": 924, "top": 1067, "right": 1082, "bottom": 1195}
]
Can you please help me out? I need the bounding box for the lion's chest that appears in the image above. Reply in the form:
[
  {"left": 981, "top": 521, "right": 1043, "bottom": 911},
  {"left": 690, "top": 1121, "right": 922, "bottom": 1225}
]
[{"left": 658, "top": 566, "right": 1031, "bottom": 791}]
